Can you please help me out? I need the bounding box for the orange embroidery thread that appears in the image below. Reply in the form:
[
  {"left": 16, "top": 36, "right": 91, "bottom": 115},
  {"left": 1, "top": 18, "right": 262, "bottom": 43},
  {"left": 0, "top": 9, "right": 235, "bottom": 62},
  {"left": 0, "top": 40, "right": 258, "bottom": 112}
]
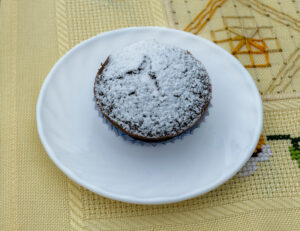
[
  {"left": 253, "top": 134, "right": 266, "bottom": 156},
  {"left": 211, "top": 16, "right": 281, "bottom": 68},
  {"left": 184, "top": 0, "right": 227, "bottom": 34}
]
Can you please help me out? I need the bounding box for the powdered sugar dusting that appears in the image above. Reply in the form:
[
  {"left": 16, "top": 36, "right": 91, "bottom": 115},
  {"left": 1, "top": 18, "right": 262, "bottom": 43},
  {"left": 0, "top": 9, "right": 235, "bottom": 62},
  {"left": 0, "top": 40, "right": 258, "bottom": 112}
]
[{"left": 94, "top": 40, "right": 211, "bottom": 139}]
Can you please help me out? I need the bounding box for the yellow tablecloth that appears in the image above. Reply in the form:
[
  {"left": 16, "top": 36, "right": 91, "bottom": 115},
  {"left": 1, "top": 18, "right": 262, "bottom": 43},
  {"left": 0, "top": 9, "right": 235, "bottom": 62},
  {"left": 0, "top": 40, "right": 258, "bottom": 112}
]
[{"left": 1, "top": 0, "right": 300, "bottom": 230}]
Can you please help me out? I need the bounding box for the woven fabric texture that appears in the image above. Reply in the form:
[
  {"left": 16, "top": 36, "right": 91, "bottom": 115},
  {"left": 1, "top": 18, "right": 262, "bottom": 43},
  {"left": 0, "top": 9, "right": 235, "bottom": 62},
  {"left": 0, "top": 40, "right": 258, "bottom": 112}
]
[{"left": 1, "top": 0, "right": 300, "bottom": 230}]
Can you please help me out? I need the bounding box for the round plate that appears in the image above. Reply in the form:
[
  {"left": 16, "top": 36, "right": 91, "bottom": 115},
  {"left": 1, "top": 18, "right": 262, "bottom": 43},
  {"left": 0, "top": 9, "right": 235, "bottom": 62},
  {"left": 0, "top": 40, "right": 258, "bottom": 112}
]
[{"left": 37, "top": 27, "right": 262, "bottom": 204}]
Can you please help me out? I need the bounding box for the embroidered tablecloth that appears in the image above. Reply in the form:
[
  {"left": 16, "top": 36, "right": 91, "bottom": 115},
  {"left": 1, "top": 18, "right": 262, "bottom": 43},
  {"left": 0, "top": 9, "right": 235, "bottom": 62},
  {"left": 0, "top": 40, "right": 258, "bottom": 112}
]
[{"left": 1, "top": 0, "right": 300, "bottom": 230}]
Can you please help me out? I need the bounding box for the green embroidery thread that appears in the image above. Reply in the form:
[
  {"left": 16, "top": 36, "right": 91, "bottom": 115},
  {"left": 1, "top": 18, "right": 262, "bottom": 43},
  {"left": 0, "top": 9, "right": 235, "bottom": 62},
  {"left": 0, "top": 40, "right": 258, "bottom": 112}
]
[{"left": 267, "top": 135, "right": 300, "bottom": 167}]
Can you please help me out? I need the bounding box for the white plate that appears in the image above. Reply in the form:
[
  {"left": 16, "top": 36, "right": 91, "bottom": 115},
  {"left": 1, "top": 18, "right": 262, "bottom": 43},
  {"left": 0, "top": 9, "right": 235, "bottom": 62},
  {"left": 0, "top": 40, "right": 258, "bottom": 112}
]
[{"left": 36, "top": 27, "right": 262, "bottom": 204}]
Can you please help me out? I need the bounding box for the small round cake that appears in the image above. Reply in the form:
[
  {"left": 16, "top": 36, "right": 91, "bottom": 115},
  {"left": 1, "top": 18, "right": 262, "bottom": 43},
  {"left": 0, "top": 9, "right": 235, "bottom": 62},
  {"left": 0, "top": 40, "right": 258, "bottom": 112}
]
[{"left": 94, "top": 40, "right": 212, "bottom": 141}]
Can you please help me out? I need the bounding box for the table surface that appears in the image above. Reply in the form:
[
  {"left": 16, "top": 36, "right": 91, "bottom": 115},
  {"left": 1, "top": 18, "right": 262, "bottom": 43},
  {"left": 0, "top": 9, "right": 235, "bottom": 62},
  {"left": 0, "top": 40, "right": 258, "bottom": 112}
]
[{"left": 1, "top": 0, "right": 300, "bottom": 230}]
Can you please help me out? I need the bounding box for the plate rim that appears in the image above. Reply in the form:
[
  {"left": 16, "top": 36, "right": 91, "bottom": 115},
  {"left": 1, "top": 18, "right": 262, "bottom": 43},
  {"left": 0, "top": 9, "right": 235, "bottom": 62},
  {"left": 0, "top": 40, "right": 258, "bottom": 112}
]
[{"left": 36, "top": 26, "right": 263, "bottom": 204}]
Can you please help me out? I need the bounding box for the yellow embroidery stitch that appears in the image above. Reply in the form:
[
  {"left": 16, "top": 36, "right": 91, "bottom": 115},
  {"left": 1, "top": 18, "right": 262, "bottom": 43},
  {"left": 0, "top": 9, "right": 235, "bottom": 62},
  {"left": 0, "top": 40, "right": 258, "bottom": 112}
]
[
  {"left": 253, "top": 134, "right": 266, "bottom": 156},
  {"left": 184, "top": 0, "right": 227, "bottom": 34},
  {"left": 211, "top": 16, "right": 282, "bottom": 68}
]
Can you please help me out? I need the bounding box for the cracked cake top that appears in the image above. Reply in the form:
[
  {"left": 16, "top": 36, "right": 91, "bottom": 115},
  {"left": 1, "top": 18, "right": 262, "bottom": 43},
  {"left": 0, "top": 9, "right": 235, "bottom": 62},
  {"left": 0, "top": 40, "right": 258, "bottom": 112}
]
[{"left": 94, "top": 40, "right": 212, "bottom": 141}]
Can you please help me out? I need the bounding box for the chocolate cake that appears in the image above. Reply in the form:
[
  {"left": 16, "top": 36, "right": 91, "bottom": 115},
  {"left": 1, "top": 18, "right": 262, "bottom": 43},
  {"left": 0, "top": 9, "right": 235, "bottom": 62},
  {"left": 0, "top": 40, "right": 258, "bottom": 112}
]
[{"left": 94, "top": 40, "right": 212, "bottom": 141}]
